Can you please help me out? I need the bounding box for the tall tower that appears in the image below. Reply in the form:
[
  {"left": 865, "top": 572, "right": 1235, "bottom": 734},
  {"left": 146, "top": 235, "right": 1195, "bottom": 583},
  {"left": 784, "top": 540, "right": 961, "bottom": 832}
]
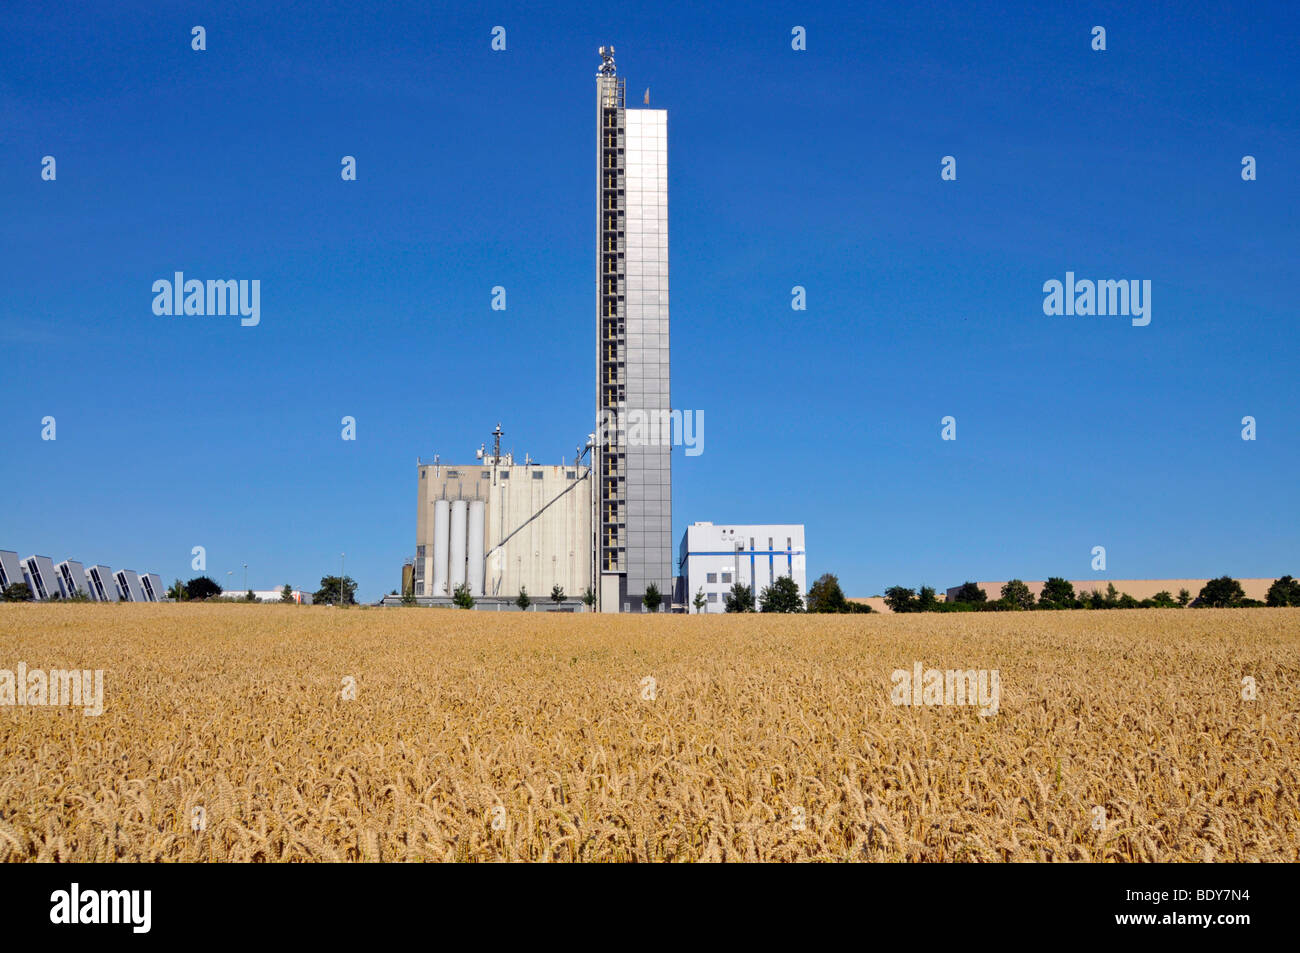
[{"left": 596, "top": 47, "right": 671, "bottom": 612}]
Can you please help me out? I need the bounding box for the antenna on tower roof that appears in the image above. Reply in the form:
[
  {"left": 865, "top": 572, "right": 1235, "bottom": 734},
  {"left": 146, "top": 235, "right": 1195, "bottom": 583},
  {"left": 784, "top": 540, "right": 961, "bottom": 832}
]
[{"left": 598, "top": 46, "right": 617, "bottom": 75}]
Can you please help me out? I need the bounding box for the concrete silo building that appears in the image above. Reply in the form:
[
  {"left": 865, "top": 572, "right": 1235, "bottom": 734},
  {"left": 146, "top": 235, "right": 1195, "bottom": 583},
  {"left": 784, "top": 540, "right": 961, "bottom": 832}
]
[{"left": 408, "top": 428, "right": 592, "bottom": 609}]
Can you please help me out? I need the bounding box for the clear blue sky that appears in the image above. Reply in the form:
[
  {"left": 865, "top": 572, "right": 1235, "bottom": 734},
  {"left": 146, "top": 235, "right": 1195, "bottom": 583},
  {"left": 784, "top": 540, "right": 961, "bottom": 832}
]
[{"left": 2, "top": 1, "right": 1297, "bottom": 601}]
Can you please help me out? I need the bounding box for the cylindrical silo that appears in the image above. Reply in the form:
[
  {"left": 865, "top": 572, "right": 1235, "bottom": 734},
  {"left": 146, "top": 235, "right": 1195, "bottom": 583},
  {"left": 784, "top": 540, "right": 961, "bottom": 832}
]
[
  {"left": 432, "top": 499, "right": 451, "bottom": 595},
  {"left": 449, "top": 500, "right": 468, "bottom": 591},
  {"left": 467, "top": 500, "right": 486, "bottom": 596}
]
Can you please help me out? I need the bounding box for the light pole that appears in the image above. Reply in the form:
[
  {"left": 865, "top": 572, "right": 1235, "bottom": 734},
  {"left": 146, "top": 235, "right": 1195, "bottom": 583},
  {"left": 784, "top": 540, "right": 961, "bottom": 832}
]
[
  {"left": 340, "top": 552, "right": 346, "bottom": 607},
  {"left": 242, "top": 563, "right": 248, "bottom": 595}
]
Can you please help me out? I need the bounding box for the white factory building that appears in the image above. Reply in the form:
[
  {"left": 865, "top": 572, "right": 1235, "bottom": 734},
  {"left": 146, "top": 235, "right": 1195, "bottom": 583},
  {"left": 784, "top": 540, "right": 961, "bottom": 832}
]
[{"left": 676, "top": 523, "right": 807, "bottom": 613}]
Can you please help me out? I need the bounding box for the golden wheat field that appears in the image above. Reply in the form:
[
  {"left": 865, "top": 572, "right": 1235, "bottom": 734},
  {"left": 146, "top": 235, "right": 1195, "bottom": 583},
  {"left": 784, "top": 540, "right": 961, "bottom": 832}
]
[{"left": 0, "top": 604, "right": 1296, "bottom": 862}]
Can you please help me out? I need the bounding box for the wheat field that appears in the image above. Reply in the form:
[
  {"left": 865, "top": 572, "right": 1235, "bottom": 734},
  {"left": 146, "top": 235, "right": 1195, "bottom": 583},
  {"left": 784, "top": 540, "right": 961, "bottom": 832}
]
[{"left": 0, "top": 604, "right": 1296, "bottom": 861}]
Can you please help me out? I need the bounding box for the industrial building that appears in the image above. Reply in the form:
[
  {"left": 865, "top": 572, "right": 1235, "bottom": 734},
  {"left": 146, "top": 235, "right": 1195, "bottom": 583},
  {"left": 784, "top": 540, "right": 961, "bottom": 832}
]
[
  {"left": 595, "top": 46, "right": 673, "bottom": 613},
  {"left": 394, "top": 52, "right": 801, "bottom": 614},
  {"left": 676, "top": 523, "right": 807, "bottom": 613},
  {"left": 224, "top": 588, "right": 314, "bottom": 604},
  {"left": 407, "top": 429, "right": 591, "bottom": 609},
  {"left": 0, "top": 548, "right": 164, "bottom": 602}
]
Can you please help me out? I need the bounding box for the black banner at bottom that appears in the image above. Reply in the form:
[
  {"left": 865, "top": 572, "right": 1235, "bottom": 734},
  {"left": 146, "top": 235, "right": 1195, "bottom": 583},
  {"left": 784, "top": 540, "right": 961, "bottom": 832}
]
[{"left": 0, "top": 861, "right": 1275, "bottom": 941}]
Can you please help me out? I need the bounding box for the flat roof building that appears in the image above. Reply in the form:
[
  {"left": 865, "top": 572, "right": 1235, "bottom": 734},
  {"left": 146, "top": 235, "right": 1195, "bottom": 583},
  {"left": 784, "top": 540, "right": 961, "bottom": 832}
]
[{"left": 677, "top": 522, "right": 807, "bottom": 613}]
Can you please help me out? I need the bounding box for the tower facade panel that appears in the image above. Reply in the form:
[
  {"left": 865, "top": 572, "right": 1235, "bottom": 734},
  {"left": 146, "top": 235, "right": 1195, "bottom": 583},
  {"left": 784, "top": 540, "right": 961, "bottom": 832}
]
[{"left": 596, "top": 50, "right": 671, "bottom": 612}]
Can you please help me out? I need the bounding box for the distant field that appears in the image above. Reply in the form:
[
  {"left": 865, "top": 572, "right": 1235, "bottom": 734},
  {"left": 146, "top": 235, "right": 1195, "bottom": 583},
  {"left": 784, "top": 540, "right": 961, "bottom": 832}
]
[{"left": 1, "top": 605, "right": 1296, "bottom": 861}]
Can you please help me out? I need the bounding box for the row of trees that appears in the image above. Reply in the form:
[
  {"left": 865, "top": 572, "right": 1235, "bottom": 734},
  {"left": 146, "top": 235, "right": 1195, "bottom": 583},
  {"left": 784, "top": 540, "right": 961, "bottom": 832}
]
[
  {"left": 694, "top": 575, "right": 811, "bottom": 613},
  {"left": 882, "top": 575, "right": 1300, "bottom": 612}
]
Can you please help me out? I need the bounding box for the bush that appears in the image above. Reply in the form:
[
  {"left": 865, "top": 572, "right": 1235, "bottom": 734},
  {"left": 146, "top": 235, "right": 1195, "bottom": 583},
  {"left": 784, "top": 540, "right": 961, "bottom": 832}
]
[
  {"left": 1001, "top": 580, "right": 1035, "bottom": 611},
  {"left": 185, "top": 576, "right": 223, "bottom": 601},
  {"left": 724, "top": 583, "right": 755, "bottom": 613},
  {"left": 806, "top": 574, "right": 850, "bottom": 613},
  {"left": 1038, "top": 577, "right": 1076, "bottom": 610},
  {"left": 1197, "top": 576, "right": 1245, "bottom": 608},
  {"left": 1266, "top": 575, "right": 1300, "bottom": 607},
  {"left": 883, "top": 586, "right": 916, "bottom": 613},
  {"left": 516, "top": 587, "right": 530, "bottom": 610},
  {"left": 759, "top": 575, "right": 803, "bottom": 613},
  {"left": 552, "top": 584, "right": 566, "bottom": 604},
  {"left": 453, "top": 583, "right": 475, "bottom": 609},
  {"left": 643, "top": 583, "right": 662, "bottom": 613},
  {"left": 951, "top": 582, "right": 987, "bottom": 604},
  {"left": 2, "top": 583, "right": 33, "bottom": 602}
]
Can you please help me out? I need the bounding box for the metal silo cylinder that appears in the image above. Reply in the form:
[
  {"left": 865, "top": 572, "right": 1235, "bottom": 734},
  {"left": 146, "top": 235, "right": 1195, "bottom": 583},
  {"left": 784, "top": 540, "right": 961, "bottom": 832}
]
[
  {"left": 449, "top": 500, "right": 468, "bottom": 591},
  {"left": 467, "top": 500, "right": 486, "bottom": 596},
  {"left": 432, "top": 500, "right": 451, "bottom": 595}
]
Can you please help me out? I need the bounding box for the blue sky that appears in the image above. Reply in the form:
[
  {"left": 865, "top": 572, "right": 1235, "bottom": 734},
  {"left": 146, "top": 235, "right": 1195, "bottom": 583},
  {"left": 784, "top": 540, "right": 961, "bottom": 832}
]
[{"left": 2, "top": 1, "right": 1297, "bottom": 601}]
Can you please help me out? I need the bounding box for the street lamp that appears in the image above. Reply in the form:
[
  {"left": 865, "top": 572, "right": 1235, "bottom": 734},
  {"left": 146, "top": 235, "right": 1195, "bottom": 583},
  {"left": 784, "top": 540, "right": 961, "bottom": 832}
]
[{"left": 242, "top": 563, "right": 248, "bottom": 594}]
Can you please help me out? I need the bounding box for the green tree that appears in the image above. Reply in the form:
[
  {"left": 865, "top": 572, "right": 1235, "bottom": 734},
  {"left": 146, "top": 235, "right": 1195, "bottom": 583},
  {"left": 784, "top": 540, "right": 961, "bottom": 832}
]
[
  {"left": 1150, "top": 590, "right": 1176, "bottom": 608},
  {"left": 551, "top": 584, "right": 566, "bottom": 604},
  {"left": 759, "top": 575, "right": 804, "bottom": 613},
  {"left": 643, "top": 582, "right": 662, "bottom": 613},
  {"left": 167, "top": 579, "right": 187, "bottom": 601},
  {"left": 951, "top": 581, "right": 988, "bottom": 604},
  {"left": 724, "top": 582, "right": 755, "bottom": 613},
  {"left": 1177, "top": 588, "right": 1191, "bottom": 607},
  {"left": 1038, "top": 577, "right": 1076, "bottom": 610},
  {"left": 1001, "top": 579, "right": 1035, "bottom": 611},
  {"left": 185, "top": 575, "right": 223, "bottom": 601},
  {"left": 1266, "top": 575, "right": 1300, "bottom": 607},
  {"left": 883, "top": 586, "right": 917, "bottom": 613},
  {"left": 280, "top": 584, "right": 295, "bottom": 604},
  {"left": 1197, "top": 576, "right": 1245, "bottom": 608},
  {"left": 2, "top": 583, "right": 33, "bottom": 602},
  {"left": 516, "top": 587, "right": 531, "bottom": 610},
  {"left": 453, "top": 583, "right": 475, "bottom": 609},
  {"left": 693, "top": 586, "right": 706, "bottom": 613},
  {"left": 583, "top": 586, "right": 596, "bottom": 608},
  {"left": 916, "top": 586, "right": 940, "bottom": 612},
  {"left": 806, "top": 573, "right": 849, "bottom": 613},
  {"left": 313, "top": 575, "right": 357, "bottom": 606},
  {"left": 400, "top": 589, "right": 416, "bottom": 607}
]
